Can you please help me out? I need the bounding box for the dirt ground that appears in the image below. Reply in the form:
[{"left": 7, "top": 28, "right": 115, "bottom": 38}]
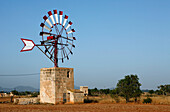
[
  {"left": 0, "top": 103, "right": 170, "bottom": 112},
  {"left": 0, "top": 96, "right": 170, "bottom": 112}
]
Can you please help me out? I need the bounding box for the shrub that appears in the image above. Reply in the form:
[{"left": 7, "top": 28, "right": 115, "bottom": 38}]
[
  {"left": 143, "top": 97, "right": 152, "bottom": 104},
  {"left": 110, "top": 94, "right": 120, "bottom": 103},
  {"left": 84, "top": 99, "right": 98, "bottom": 103},
  {"left": 31, "top": 92, "right": 39, "bottom": 97}
]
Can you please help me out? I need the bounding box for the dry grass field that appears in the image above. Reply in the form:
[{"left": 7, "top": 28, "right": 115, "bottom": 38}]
[
  {"left": 0, "top": 96, "right": 170, "bottom": 112},
  {"left": 85, "top": 95, "right": 170, "bottom": 105}
]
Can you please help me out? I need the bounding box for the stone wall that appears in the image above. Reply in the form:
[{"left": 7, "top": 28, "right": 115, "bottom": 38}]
[
  {"left": 67, "top": 89, "right": 84, "bottom": 103},
  {"left": 40, "top": 67, "right": 74, "bottom": 104},
  {"left": 14, "top": 97, "right": 40, "bottom": 105},
  {"left": 80, "top": 86, "right": 88, "bottom": 96},
  {"left": 73, "top": 93, "right": 84, "bottom": 103}
]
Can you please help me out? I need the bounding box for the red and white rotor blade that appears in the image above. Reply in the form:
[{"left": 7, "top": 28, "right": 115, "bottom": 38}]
[
  {"left": 63, "top": 15, "right": 68, "bottom": 27},
  {"left": 48, "top": 11, "right": 55, "bottom": 25},
  {"left": 65, "top": 21, "right": 73, "bottom": 30},
  {"left": 54, "top": 10, "right": 59, "bottom": 25},
  {"left": 59, "top": 11, "right": 63, "bottom": 25},
  {"left": 68, "top": 37, "right": 76, "bottom": 40},
  {"left": 40, "top": 23, "right": 52, "bottom": 32},
  {"left": 67, "top": 29, "right": 75, "bottom": 34},
  {"left": 20, "top": 38, "right": 35, "bottom": 52},
  {"left": 43, "top": 15, "right": 53, "bottom": 28}
]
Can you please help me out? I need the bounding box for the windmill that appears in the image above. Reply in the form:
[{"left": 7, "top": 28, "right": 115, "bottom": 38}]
[{"left": 21, "top": 10, "right": 76, "bottom": 67}]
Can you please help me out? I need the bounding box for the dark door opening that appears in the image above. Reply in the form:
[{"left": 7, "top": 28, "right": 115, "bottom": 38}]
[{"left": 63, "top": 93, "right": 66, "bottom": 102}]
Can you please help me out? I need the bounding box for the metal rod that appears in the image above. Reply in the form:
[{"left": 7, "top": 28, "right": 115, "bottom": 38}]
[
  {"left": 46, "top": 42, "right": 68, "bottom": 46},
  {"left": 55, "top": 25, "right": 60, "bottom": 35},
  {"left": 66, "top": 46, "right": 73, "bottom": 54},
  {"left": 60, "top": 36, "right": 73, "bottom": 41},
  {"left": 59, "top": 27, "right": 64, "bottom": 35},
  {"left": 36, "top": 46, "right": 54, "bottom": 63},
  {"left": 40, "top": 32, "right": 73, "bottom": 41},
  {"left": 63, "top": 49, "right": 66, "bottom": 58},
  {"left": 36, "top": 44, "right": 52, "bottom": 46},
  {"left": 54, "top": 38, "right": 58, "bottom": 67},
  {"left": 50, "top": 46, "right": 54, "bottom": 54},
  {"left": 40, "top": 39, "right": 51, "bottom": 44}
]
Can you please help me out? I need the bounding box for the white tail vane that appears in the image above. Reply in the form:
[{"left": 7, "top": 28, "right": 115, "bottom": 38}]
[
  {"left": 40, "top": 23, "right": 52, "bottom": 32},
  {"left": 65, "top": 21, "right": 73, "bottom": 30},
  {"left": 20, "top": 38, "right": 35, "bottom": 52},
  {"left": 59, "top": 11, "right": 63, "bottom": 25},
  {"left": 67, "top": 29, "right": 75, "bottom": 34},
  {"left": 68, "top": 37, "right": 76, "bottom": 40},
  {"left": 48, "top": 11, "right": 55, "bottom": 25},
  {"left": 53, "top": 10, "right": 58, "bottom": 25},
  {"left": 43, "top": 15, "right": 53, "bottom": 28},
  {"left": 63, "top": 15, "right": 68, "bottom": 27}
]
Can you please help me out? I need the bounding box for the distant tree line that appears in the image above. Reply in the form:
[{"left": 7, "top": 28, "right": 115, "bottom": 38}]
[
  {"left": 148, "top": 84, "right": 170, "bottom": 96},
  {"left": 89, "top": 74, "right": 142, "bottom": 103},
  {"left": 11, "top": 90, "right": 39, "bottom": 97},
  {"left": 88, "top": 88, "right": 112, "bottom": 96},
  {"left": 88, "top": 74, "right": 170, "bottom": 103}
]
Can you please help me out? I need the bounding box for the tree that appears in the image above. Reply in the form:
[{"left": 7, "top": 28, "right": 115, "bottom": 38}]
[
  {"left": 116, "top": 74, "right": 142, "bottom": 103},
  {"left": 31, "top": 92, "right": 39, "bottom": 97},
  {"left": 11, "top": 90, "right": 19, "bottom": 95},
  {"left": 133, "top": 88, "right": 142, "bottom": 102},
  {"left": 155, "top": 90, "right": 163, "bottom": 95},
  {"left": 148, "top": 90, "right": 154, "bottom": 95},
  {"left": 88, "top": 88, "right": 99, "bottom": 96},
  {"left": 25, "top": 91, "right": 31, "bottom": 95},
  {"left": 99, "top": 89, "right": 110, "bottom": 95},
  {"left": 158, "top": 84, "right": 170, "bottom": 95}
]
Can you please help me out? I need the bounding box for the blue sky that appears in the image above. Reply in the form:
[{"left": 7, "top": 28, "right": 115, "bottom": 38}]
[{"left": 0, "top": 0, "right": 170, "bottom": 90}]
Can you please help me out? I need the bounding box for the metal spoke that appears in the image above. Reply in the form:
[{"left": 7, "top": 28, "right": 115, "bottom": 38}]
[
  {"left": 50, "top": 46, "right": 54, "bottom": 54},
  {"left": 66, "top": 46, "right": 73, "bottom": 54},
  {"left": 54, "top": 25, "right": 60, "bottom": 35},
  {"left": 60, "top": 36, "right": 73, "bottom": 41},
  {"left": 36, "top": 46, "right": 54, "bottom": 63},
  {"left": 36, "top": 44, "right": 52, "bottom": 46},
  {"left": 59, "top": 27, "right": 64, "bottom": 35},
  {"left": 62, "top": 49, "right": 66, "bottom": 58}
]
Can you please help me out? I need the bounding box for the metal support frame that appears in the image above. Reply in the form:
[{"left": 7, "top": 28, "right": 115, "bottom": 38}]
[
  {"left": 54, "top": 39, "right": 58, "bottom": 67},
  {"left": 36, "top": 46, "right": 54, "bottom": 63}
]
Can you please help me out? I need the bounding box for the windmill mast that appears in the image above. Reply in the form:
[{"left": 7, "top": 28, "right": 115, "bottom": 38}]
[{"left": 54, "top": 38, "right": 58, "bottom": 67}]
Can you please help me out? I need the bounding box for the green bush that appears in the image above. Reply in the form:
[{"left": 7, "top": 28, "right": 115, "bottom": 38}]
[
  {"left": 84, "top": 99, "right": 98, "bottom": 103},
  {"left": 11, "top": 90, "right": 19, "bottom": 95},
  {"left": 31, "top": 92, "right": 39, "bottom": 97},
  {"left": 143, "top": 97, "right": 152, "bottom": 104}
]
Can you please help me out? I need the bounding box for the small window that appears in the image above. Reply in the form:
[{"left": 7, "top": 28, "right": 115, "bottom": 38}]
[{"left": 67, "top": 71, "right": 70, "bottom": 78}]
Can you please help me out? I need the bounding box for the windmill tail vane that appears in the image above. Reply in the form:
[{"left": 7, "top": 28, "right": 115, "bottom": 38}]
[{"left": 20, "top": 9, "right": 76, "bottom": 67}]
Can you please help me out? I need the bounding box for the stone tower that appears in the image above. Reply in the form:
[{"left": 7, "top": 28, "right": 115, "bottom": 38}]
[{"left": 40, "top": 67, "right": 74, "bottom": 104}]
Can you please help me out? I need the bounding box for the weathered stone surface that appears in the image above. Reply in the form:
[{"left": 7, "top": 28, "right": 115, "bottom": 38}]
[
  {"left": 67, "top": 89, "right": 84, "bottom": 103},
  {"left": 14, "top": 97, "right": 40, "bottom": 105},
  {"left": 40, "top": 67, "right": 74, "bottom": 104},
  {"left": 80, "top": 86, "right": 88, "bottom": 96}
]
